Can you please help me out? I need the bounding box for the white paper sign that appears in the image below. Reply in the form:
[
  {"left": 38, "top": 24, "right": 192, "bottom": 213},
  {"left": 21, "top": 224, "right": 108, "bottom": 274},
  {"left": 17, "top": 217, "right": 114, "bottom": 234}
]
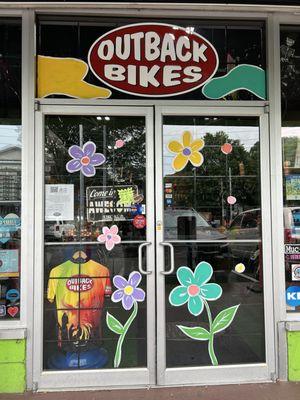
[{"left": 45, "top": 184, "right": 74, "bottom": 221}]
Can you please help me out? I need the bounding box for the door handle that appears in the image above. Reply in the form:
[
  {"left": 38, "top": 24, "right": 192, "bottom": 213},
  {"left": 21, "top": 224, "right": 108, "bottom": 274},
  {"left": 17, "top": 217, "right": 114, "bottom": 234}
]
[
  {"left": 138, "top": 242, "right": 152, "bottom": 275},
  {"left": 160, "top": 242, "right": 175, "bottom": 275}
]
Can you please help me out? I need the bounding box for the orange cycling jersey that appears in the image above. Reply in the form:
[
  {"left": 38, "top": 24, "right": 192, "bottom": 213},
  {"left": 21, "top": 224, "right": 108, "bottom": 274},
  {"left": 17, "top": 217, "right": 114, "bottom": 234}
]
[{"left": 47, "top": 259, "right": 111, "bottom": 345}]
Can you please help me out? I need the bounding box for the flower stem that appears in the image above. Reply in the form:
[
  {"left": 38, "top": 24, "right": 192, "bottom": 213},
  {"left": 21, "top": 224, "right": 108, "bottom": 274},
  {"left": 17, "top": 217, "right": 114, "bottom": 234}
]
[
  {"left": 203, "top": 299, "right": 218, "bottom": 366},
  {"left": 114, "top": 301, "right": 138, "bottom": 368}
]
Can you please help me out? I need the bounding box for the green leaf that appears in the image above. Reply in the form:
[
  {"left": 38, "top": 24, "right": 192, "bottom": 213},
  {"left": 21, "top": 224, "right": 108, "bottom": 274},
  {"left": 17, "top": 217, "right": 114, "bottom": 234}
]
[
  {"left": 106, "top": 312, "right": 124, "bottom": 335},
  {"left": 212, "top": 305, "right": 240, "bottom": 334},
  {"left": 177, "top": 325, "right": 210, "bottom": 341}
]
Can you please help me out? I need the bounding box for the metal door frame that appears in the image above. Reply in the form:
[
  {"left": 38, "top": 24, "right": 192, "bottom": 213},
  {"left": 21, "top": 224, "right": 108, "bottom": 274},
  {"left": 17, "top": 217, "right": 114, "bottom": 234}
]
[
  {"left": 155, "top": 105, "right": 276, "bottom": 385},
  {"left": 33, "top": 105, "right": 156, "bottom": 390}
]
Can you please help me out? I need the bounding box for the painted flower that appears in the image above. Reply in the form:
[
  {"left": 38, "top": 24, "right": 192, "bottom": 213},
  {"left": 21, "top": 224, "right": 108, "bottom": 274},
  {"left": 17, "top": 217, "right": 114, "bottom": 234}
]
[
  {"left": 167, "top": 131, "right": 204, "bottom": 172},
  {"left": 112, "top": 271, "right": 145, "bottom": 310},
  {"left": 66, "top": 141, "right": 106, "bottom": 177},
  {"left": 169, "top": 261, "right": 222, "bottom": 316},
  {"left": 97, "top": 225, "right": 121, "bottom": 251}
]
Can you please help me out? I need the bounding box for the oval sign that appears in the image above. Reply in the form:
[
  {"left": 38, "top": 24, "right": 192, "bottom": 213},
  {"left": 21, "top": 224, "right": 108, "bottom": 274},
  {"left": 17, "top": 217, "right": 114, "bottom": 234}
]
[{"left": 88, "top": 23, "right": 219, "bottom": 97}]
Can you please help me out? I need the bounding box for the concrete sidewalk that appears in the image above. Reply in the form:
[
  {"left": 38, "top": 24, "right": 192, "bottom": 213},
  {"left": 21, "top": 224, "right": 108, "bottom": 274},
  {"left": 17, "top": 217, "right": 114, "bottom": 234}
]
[{"left": 0, "top": 382, "right": 300, "bottom": 400}]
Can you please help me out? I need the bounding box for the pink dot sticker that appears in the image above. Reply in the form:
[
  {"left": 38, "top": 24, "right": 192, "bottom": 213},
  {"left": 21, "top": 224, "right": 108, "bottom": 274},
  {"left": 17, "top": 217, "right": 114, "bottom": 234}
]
[
  {"left": 115, "top": 139, "right": 124, "bottom": 148},
  {"left": 227, "top": 195, "right": 236, "bottom": 205},
  {"left": 221, "top": 143, "right": 233, "bottom": 155}
]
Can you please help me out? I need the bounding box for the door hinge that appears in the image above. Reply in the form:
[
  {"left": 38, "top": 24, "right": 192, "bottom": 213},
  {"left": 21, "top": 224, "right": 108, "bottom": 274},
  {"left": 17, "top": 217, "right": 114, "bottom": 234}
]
[
  {"left": 34, "top": 100, "right": 40, "bottom": 111},
  {"left": 264, "top": 105, "right": 270, "bottom": 113}
]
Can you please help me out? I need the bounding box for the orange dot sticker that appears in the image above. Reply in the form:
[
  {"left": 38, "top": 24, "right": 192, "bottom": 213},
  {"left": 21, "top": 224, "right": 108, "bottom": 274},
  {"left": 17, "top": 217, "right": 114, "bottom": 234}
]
[{"left": 221, "top": 143, "right": 232, "bottom": 155}]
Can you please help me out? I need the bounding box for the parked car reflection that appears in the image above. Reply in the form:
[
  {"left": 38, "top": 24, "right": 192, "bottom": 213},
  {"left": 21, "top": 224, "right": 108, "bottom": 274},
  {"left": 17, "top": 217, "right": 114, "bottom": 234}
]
[{"left": 164, "top": 208, "right": 228, "bottom": 257}]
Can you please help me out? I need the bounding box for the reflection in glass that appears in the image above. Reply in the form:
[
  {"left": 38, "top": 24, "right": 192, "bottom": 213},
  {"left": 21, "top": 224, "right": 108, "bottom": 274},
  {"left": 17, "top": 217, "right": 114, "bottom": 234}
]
[
  {"left": 163, "top": 116, "right": 265, "bottom": 366},
  {"left": 0, "top": 18, "right": 21, "bottom": 321},
  {"left": 37, "top": 17, "right": 265, "bottom": 101},
  {"left": 43, "top": 116, "right": 147, "bottom": 370},
  {"left": 280, "top": 26, "right": 300, "bottom": 312}
]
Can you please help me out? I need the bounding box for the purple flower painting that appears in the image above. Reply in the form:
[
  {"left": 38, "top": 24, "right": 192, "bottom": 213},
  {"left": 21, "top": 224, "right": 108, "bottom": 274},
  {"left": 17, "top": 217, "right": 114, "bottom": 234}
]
[
  {"left": 106, "top": 270, "right": 146, "bottom": 368},
  {"left": 66, "top": 141, "right": 106, "bottom": 177},
  {"left": 112, "top": 272, "right": 145, "bottom": 310}
]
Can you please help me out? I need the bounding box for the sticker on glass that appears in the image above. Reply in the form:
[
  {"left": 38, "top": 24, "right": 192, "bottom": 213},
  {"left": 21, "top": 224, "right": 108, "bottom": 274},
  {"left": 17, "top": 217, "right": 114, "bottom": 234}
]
[
  {"left": 286, "top": 286, "right": 300, "bottom": 307},
  {"left": 291, "top": 265, "right": 300, "bottom": 281},
  {"left": 66, "top": 141, "right": 106, "bottom": 177},
  {"left": 6, "top": 289, "right": 20, "bottom": 303},
  {"left": 168, "top": 131, "right": 205, "bottom": 172},
  {"left": 7, "top": 306, "right": 18, "bottom": 318},
  {"left": 221, "top": 143, "right": 233, "bottom": 155},
  {"left": 227, "top": 195, "right": 237, "bottom": 205},
  {"left": 117, "top": 187, "right": 135, "bottom": 206},
  {"left": 107, "top": 271, "right": 145, "bottom": 367},
  {"left": 169, "top": 261, "right": 239, "bottom": 366},
  {"left": 133, "top": 215, "right": 146, "bottom": 229},
  {"left": 235, "top": 263, "right": 245, "bottom": 274},
  {"left": 0, "top": 214, "right": 21, "bottom": 244},
  {"left": 97, "top": 225, "right": 121, "bottom": 251},
  {"left": 0, "top": 305, "right": 6, "bottom": 317},
  {"left": 115, "top": 139, "right": 125, "bottom": 149}
]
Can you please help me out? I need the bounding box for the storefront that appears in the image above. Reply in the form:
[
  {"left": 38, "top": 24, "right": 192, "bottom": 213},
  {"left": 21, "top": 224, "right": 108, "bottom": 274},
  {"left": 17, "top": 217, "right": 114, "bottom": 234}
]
[{"left": 1, "top": 1, "right": 300, "bottom": 393}]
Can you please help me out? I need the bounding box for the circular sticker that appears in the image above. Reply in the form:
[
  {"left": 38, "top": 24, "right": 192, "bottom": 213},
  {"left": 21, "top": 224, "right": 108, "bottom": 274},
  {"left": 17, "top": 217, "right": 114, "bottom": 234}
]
[
  {"left": 227, "top": 195, "right": 237, "bottom": 205},
  {"left": 221, "top": 143, "right": 233, "bottom": 155},
  {"left": 286, "top": 286, "right": 300, "bottom": 307},
  {"left": 6, "top": 289, "right": 20, "bottom": 303},
  {"left": 133, "top": 215, "right": 146, "bottom": 229},
  {"left": 115, "top": 139, "right": 124, "bottom": 148},
  {"left": 293, "top": 266, "right": 300, "bottom": 280},
  {"left": 235, "top": 263, "right": 245, "bottom": 274}
]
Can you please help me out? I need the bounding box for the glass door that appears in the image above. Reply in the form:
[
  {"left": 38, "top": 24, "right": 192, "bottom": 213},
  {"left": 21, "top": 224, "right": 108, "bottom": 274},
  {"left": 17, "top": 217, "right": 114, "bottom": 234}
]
[
  {"left": 155, "top": 106, "right": 275, "bottom": 385},
  {"left": 33, "top": 106, "right": 155, "bottom": 390}
]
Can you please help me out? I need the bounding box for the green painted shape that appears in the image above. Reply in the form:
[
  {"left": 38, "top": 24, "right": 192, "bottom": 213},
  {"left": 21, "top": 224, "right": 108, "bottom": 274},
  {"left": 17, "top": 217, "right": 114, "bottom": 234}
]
[
  {"left": 202, "top": 64, "right": 266, "bottom": 100},
  {"left": 0, "top": 339, "right": 25, "bottom": 363},
  {"left": 0, "top": 363, "right": 26, "bottom": 393},
  {"left": 288, "top": 331, "right": 300, "bottom": 381}
]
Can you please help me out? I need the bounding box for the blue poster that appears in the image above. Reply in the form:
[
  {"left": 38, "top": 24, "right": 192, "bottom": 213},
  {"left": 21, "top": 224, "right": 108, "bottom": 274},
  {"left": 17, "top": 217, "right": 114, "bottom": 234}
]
[{"left": 0, "top": 214, "right": 21, "bottom": 244}]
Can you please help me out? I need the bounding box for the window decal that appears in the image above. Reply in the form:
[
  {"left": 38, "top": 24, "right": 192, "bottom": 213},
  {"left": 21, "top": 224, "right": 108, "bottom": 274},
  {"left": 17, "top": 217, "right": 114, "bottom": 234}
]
[
  {"left": 221, "top": 143, "right": 233, "bottom": 155},
  {"left": 202, "top": 64, "right": 266, "bottom": 100},
  {"left": 235, "top": 263, "right": 246, "bottom": 274},
  {"left": 37, "top": 55, "right": 112, "bottom": 99},
  {"left": 167, "top": 130, "right": 205, "bottom": 172},
  {"left": 227, "top": 195, "right": 237, "bottom": 205},
  {"left": 115, "top": 139, "right": 125, "bottom": 149},
  {"left": 117, "top": 187, "right": 135, "bottom": 206},
  {"left": 169, "top": 261, "right": 239, "bottom": 366},
  {"left": 88, "top": 23, "right": 219, "bottom": 98},
  {"left": 97, "top": 225, "right": 121, "bottom": 251},
  {"left": 66, "top": 141, "right": 106, "bottom": 177},
  {"left": 107, "top": 271, "right": 146, "bottom": 368},
  {"left": 37, "top": 23, "right": 266, "bottom": 100}
]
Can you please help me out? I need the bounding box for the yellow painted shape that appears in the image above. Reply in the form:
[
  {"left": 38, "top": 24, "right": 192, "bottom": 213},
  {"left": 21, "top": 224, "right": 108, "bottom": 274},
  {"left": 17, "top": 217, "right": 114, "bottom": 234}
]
[{"left": 37, "top": 55, "right": 111, "bottom": 99}]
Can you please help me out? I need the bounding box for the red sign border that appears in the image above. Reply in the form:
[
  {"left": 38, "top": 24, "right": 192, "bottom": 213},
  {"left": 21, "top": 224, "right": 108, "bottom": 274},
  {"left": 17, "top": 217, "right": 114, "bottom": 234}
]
[{"left": 87, "top": 22, "right": 219, "bottom": 98}]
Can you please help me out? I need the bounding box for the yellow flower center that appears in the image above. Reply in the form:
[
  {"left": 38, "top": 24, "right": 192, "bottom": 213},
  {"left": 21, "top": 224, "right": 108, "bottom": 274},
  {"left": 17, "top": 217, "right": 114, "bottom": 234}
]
[{"left": 124, "top": 285, "right": 134, "bottom": 295}]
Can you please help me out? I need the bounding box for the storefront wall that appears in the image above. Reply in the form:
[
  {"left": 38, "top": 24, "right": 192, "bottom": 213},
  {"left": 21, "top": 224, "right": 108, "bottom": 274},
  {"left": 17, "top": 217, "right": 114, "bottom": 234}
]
[{"left": 0, "top": 2, "right": 300, "bottom": 393}]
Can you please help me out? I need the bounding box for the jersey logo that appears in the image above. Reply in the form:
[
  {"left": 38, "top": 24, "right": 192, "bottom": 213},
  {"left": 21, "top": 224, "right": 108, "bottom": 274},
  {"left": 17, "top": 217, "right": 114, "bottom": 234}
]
[{"left": 66, "top": 275, "right": 94, "bottom": 292}]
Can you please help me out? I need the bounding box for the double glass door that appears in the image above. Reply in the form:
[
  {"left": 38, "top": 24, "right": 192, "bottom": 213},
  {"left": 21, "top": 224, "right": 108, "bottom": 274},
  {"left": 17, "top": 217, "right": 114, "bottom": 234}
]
[{"left": 33, "top": 105, "right": 275, "bottom": 390}]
